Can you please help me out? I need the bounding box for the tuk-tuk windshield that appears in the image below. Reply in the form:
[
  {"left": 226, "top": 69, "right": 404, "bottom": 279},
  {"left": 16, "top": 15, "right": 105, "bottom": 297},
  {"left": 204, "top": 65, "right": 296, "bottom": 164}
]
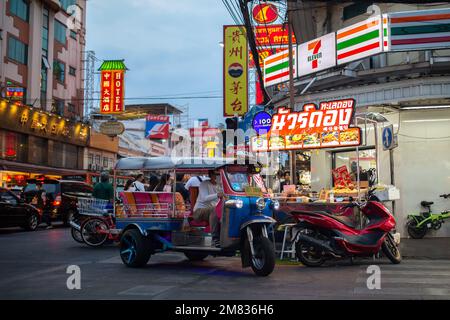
[{"left": 226, "top": 172, "right": 251, "bottom": 192}]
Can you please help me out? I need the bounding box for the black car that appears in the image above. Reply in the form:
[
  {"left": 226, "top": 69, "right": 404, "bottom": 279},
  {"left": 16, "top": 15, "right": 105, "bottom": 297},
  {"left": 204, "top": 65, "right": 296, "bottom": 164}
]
[
  {"left": 0, "top": 188, "right": 42, "bottom": 231},
  {"left": 22, "top": 179, "right": 93, "bottom": 226}
]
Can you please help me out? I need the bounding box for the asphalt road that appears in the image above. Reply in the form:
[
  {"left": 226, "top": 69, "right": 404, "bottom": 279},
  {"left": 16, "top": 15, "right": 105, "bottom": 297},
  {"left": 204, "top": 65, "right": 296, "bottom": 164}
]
[{"left": 0, "top": 225, "right": 449, "bottom": 300}]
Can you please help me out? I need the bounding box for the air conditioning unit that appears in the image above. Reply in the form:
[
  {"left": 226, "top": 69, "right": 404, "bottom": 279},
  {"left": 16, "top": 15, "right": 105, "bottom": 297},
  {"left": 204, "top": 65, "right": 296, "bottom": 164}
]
[{"left": 88, "top": 164, "right": 92, "bottom": 171}]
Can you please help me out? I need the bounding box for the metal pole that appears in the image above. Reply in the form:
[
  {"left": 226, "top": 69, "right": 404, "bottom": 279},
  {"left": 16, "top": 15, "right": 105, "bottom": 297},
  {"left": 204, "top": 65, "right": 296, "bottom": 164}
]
[
  {"left": 390, "top": 148, "right": 396, "bottom": 216},
  {"left": 374, "top": 122, "right": 380, "bottom": 185},
  {"left": 288, "top": 8, "right": 297, "bottom": 186},
  {"left": 172, "top": 169, "right": 176, "bottom": 218},
  {"left": 113, "top": 169, "right": 117, "bottom": 217}
]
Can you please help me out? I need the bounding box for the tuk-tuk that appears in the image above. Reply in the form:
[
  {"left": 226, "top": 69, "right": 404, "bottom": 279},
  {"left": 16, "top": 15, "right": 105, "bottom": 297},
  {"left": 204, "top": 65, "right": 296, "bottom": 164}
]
[{"left": 113, "top": 156, "right": 279, "bottom": 276}]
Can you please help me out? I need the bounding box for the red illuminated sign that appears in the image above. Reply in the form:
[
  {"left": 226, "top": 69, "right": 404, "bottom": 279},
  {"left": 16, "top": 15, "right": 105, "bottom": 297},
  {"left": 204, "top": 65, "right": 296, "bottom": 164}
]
[
  {"left": 251, "top": 99, "right": 361, "bottom": 152},
  {"left": 6, "top": 87, "right": 24, "bottom": 100},
  {"left": 254, "top": 25, "right": 296, "bottom": 48},
  {"left": 101, "top": 70, "right": 124, "bottom": 114},
  {"left": 271, "top": 99, "right": 355, "bottom": 136},
  {"left": 252, "top": 3, "right": 278, "bottom": 25}
]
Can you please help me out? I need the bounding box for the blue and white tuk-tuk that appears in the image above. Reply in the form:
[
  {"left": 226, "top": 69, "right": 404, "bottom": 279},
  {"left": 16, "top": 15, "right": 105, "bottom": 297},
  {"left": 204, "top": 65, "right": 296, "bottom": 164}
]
[{"left": 113, "top": 156, "right": 279, "bottom": 276}]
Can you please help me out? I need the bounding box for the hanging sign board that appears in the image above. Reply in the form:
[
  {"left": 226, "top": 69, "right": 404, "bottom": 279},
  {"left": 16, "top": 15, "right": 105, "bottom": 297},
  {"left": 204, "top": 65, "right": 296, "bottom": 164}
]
[{"left": 251, "top": 99, "right": 361, "bottom": 152}]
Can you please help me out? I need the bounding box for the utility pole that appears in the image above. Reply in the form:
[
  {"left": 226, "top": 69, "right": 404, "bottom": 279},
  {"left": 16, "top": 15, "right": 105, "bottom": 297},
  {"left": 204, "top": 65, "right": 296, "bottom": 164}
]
[{"left": 288, "top": 7, "right": 297, "bottom": 185}]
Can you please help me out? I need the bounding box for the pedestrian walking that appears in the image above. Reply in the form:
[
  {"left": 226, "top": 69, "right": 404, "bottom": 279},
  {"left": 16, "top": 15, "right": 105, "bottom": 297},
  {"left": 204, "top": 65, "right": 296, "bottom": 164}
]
[{"left": 35, "top": 182, "right": 53, "bottom": 229}]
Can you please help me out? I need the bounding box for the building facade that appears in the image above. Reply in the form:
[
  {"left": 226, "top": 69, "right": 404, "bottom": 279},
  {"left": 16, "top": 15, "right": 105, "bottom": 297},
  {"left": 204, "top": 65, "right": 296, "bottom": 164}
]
[
  {"left": 0, "top": 0, "right": 89, "bottom": 187},
  {"left": 269, "top": 1, "right": 450, "bottom": 237}
]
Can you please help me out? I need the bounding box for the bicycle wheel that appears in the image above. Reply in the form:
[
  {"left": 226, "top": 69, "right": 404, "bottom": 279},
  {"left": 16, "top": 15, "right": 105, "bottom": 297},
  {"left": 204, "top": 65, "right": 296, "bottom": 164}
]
[{"left": 81, "top": 217, "right": 109, "bottom": 247}]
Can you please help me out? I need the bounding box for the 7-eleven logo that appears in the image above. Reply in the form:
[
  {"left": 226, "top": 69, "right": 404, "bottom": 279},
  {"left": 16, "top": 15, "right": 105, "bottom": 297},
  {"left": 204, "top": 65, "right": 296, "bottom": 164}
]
[{"left": 307, "top": 40, "right": 322, "bottom": 69}]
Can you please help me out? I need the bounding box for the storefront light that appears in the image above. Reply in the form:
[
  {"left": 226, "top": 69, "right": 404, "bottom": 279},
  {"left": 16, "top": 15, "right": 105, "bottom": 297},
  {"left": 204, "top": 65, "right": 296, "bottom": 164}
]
[
  {"left": 402, "top": 105, "right": 450, "bottom": 110},
  {"left": 402, "top": 118, "right": 450, "bottom": 123}
]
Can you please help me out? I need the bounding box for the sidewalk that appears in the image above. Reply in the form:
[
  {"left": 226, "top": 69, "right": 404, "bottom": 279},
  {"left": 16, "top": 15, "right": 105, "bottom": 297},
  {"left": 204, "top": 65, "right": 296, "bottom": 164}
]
[{"left": 400, "top": 237, "right": 450, "bottom": 259}]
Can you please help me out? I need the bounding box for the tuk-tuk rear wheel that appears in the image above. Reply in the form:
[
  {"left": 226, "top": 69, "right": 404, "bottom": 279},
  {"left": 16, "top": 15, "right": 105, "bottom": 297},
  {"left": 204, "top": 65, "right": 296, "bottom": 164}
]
[
  {"left": 250, "top": 237, "right": 275, "bottom": 277},
  {"left": 120, "top": 229, "right": 152, "bottom": 267}
]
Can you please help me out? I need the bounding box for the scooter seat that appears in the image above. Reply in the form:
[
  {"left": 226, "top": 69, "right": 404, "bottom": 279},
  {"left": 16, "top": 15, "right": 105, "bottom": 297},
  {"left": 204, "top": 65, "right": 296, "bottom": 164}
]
[
  {"left": 421, "top": 201, "right": 434, "bottom": 207},
  {"left": 293, "top": 210, "right": 358, "bottom": 229}
]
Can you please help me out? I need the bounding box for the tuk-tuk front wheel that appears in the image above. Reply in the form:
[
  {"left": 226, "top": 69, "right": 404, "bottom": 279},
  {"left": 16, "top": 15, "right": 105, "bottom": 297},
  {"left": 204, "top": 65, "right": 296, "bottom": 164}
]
[
  {"left": 120, "top": 229, "right": 152, "bottom": 267},
  {"left": 249, "top": 237, "right": 275, "bottom": 277}
]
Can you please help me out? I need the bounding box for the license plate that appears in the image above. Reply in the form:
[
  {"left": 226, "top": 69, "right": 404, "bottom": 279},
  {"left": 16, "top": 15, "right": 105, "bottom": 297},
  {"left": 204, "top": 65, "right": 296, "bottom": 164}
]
[{"left": 393, "top": 232, "right": 401, "bottom": 245}]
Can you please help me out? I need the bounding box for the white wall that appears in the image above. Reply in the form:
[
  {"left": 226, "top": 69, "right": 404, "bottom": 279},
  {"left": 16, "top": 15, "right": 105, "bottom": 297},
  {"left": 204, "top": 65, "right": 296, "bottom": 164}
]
[{"left": 386, "top": 109, "right": 450, "bottom": 237}]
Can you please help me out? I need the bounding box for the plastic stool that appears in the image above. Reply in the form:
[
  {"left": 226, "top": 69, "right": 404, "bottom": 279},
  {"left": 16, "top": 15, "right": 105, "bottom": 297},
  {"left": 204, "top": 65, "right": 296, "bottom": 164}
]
[{"left": 279, "top": 223, "right": 296, "bottom": 260}]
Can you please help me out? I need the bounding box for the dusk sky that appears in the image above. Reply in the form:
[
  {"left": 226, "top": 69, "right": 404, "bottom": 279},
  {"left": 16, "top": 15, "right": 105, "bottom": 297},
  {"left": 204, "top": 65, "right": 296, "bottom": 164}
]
[{"left": 86, "top": 0, "right": 235, "bottom": 127}]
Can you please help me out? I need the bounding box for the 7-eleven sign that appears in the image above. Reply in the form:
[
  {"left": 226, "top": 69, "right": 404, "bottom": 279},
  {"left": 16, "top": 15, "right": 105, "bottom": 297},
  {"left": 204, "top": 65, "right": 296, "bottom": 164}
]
[
  {"left": 307, "top": 40, "right": 322, "bottom": 69},
  {"left": 298, "top": 32, "right": 336, "bottom": 77}
]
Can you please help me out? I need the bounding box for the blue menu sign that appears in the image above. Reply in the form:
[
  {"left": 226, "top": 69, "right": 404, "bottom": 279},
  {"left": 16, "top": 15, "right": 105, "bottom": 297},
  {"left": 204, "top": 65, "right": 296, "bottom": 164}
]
[{"left": 252, "top": 111, "right": 272, "bottom": 135}]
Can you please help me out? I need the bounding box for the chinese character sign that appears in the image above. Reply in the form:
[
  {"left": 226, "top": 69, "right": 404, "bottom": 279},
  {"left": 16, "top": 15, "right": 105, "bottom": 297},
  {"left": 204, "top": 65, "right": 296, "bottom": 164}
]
[
  {"left": 224, "top": 25, "right": 248, "bottom": 117},
  {"left": 100, "top": 70, "right": 125, "bottom": 114}
]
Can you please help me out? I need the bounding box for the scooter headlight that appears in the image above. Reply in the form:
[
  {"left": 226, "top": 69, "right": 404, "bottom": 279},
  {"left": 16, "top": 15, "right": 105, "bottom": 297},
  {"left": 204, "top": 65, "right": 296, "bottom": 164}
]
[
  {"left": 256, "top": 197, "right": 266, "bottom": 211},
  {"left": 272, "top": 199, "right": 280, "bottom": 211}
]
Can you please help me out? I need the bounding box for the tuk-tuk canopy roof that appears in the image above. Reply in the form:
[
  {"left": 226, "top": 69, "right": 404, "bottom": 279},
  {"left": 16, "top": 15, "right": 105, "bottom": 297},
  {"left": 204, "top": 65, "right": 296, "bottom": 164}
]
[{"left": 114, "top": 156, "right": 256, "bottom": 171}]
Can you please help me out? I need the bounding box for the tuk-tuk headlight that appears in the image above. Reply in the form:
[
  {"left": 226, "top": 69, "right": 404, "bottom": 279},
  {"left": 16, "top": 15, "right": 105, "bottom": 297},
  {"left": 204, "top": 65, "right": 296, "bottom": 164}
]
[
  {"left": 256, "top": 197, "right": 266, "bottom": 211},
  {"left": 272, "top": 200, "right": 280, "bottom": 211},
  {"left": 225, "top": 199, "right": 243, "bottom": 209}
]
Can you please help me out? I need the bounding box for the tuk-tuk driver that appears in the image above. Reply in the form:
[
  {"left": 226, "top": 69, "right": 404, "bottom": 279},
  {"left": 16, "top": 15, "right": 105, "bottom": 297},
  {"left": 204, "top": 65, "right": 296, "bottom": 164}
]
[{"left": 193, "top": 170, "right": 223, "bottom": 247}]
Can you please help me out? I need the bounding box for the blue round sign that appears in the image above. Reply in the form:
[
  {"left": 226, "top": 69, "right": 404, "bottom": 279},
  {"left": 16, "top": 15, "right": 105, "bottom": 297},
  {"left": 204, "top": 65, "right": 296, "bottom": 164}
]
[{"left": 252, "top": 111, "right": 272, "bottom": 135}]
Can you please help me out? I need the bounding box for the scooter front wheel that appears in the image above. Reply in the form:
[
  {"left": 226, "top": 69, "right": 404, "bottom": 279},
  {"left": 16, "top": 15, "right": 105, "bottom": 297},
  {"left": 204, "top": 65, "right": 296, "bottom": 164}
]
[
  {"left": 250, "top": 237, "right": 275, "bottom": 276},
  {"left": 382, "top": 233, "right": 401, "bottom": 264}
]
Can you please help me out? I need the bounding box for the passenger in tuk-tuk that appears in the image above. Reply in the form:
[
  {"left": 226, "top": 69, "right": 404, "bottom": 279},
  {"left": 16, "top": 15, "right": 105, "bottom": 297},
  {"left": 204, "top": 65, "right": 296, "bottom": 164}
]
[
  {"left": 193, "top": 170, "right": 223, "bottom": 247},
  {"left": 146, "top": 175, "right": 159, "bottom": 191},
  {"left": 175, "top": 173, "right": 189, "bottom": 202}
]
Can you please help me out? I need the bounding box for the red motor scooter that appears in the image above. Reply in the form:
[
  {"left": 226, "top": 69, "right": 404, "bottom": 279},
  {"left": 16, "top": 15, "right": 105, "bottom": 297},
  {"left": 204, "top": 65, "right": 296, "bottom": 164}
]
[{"left": 290, "top": 188, "right": 401, "bottom": 267}]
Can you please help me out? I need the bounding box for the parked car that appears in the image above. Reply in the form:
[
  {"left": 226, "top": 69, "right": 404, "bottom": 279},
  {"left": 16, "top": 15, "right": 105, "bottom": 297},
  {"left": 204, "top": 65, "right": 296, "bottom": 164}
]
[
  {"left": 22, "top": 179, "right": 93, "bottom": 226},
  {"left": 0, "top": 188, "right": 42, "bottom": 231},
  {"left": 9, "top": 186, "right": 23, "bottom": 199}
]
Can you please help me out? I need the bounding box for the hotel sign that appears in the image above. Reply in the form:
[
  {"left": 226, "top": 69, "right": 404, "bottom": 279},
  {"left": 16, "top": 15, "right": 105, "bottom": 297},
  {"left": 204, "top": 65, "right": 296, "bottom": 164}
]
[{"left": 99, "top": 60, "right": 127, "bottom": 114}]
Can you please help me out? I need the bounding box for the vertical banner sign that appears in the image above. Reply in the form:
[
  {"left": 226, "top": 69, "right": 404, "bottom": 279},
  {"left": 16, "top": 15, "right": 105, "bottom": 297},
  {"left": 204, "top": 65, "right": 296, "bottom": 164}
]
[
  {"left": 297, "top": 33, "right": 336, "bottom": 77},
  {"left": 100, "top": 71, "right": 112, "bottom": 113},
  {"left": 336, "top": 16, "right": 383, "bottom": 65},
  {"left": 101, "top": 70, "right": 124, "bottom": 114},
  {"left": 224, "top": 25, "right": 248, "bottom": 117},
  {"left": 99, "top": 60, "right": 126, "bottom": 114}
]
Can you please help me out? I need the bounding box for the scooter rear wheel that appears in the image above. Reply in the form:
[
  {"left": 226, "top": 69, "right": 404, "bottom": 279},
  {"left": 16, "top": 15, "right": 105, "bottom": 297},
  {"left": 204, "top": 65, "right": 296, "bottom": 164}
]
[{"left": 296, "top": 241, "right": 325, "bottom": 267}]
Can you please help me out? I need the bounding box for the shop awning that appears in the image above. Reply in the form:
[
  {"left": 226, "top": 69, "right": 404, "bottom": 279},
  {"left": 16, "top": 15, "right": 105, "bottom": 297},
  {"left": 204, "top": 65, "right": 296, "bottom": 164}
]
[{"left": 0, "top": 160, "right": 87, "bottom": 176}]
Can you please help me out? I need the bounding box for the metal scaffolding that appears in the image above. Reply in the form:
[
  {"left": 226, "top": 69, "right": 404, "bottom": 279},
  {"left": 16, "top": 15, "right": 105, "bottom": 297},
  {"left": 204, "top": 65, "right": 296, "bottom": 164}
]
[{"left": 82, "top": 50, "right": 96, "bottom": 120}]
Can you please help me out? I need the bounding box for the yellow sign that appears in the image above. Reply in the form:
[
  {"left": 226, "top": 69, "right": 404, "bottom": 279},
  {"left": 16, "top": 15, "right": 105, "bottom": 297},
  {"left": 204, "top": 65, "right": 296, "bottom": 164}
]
[{"left": 223, "top": 25, "right": 248, "bottom": 117}]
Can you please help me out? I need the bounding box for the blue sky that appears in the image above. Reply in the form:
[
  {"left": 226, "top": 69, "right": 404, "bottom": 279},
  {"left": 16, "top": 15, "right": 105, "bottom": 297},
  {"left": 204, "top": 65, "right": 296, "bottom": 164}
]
[{"left": 86, "top": 0, "right": 235, "bottom": 127}]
